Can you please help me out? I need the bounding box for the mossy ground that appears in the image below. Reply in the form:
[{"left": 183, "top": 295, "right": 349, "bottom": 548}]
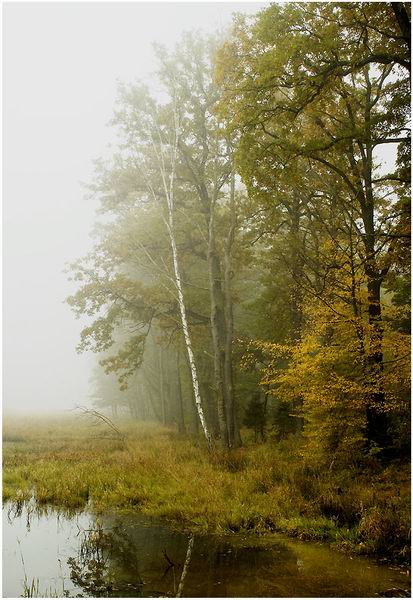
[{"left": 3, "top": 414, "right": 410, "bottom": 563}]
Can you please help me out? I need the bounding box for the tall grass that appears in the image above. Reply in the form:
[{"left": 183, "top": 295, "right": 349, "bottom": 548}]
[{"left": 3, "top": 415, "right": 410, "bottom": 562}]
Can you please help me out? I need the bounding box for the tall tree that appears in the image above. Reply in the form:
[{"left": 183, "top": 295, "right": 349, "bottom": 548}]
[
  {"left": 218, "top": 1, "right": 411, "bottom": 452},
  {"left": 156, "top": 34, "right": 242, "bottom": 446}
]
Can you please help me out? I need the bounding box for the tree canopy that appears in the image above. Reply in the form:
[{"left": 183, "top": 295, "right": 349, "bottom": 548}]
[{"left": 68, "top": 2, "right": 410, "bottom": 461}]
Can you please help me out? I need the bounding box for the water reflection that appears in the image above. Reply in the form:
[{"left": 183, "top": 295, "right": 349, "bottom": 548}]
[
  {"left": 2, "top": 502, "right": 410, "bottom": 598},
  {"left": 97, "top": 513, "right": 303, "bottom": 597},
  {"left": 66, "top": 520, "right": 144, "bottom": 597}
]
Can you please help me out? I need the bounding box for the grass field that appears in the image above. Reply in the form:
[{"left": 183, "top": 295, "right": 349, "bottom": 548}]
[{"left": 3, "top": 414, "right": 410, "bottom": 563}]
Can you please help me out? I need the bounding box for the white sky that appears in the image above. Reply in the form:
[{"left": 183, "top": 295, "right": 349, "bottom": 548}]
[{"left": 3, "top": 1, "right": 269, "bottom": 414}]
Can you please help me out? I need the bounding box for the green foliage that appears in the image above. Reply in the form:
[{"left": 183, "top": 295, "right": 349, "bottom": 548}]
[
  {"left": 69, "top": 3, "right": 411, "bottom": 457},
  {"left": 58, "top": 7, "right": 410, "bottom": 563},
  {"left": 216, "top": 0, "right": 411, "bottom": 461}
]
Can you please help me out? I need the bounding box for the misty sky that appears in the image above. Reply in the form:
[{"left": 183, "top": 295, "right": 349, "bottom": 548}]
[{"left": 3, "top": 1, "right": 269, "bottom": 414}]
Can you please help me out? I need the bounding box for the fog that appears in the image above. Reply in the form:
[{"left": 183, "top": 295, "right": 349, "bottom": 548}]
[{"left": 3, "top": 1, "right": 268, "bottom": 415}]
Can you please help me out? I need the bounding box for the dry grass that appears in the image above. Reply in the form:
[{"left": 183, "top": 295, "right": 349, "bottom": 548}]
[{"left": 2, "top": 414, "right": 410, "bottom": 562}]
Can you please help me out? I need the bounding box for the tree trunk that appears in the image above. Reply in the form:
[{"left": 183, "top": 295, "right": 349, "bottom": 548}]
[
  {"left": 142, "top": 365, "right": 164, "bottom": 423},
  {"left": 289, "top": 194, "right": 303, "bottom": 342},
  {"left": 184, "top": 354, "right": 199, "bottom": 436},
  {"left": 159, "top": 348, "right": 167, "bottom": 425},
  {"left": 128, "top": 398, "right": 137, "bottom": 420},
  {"left": 176, "top": 350, "right": 186, "bottom": 435},
  {"left": 208, "top": 203, "right": 229, "bottom": 448},
  {"left": 169, "top": 224, "right": 212, "bottom": 446},
  {"left": 223, "top": 162, "right": 241, "bottom": 447},
  {"left": 202, "top": 381, "right": 220, "bottom": 438},
  {"left": 160, "top": 110, "right": 212, "bottom": 448},
  {"left": 391, "top": 2, "right": 411, "bottom": 50},
  {"left": 359, "top": 66, "right": 389, "bottom": 452},
  {"left": 365, "top": 269, "right": 388, "bottom": 449}
]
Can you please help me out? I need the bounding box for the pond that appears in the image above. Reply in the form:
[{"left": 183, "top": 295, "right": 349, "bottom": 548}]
[{"left": 2, "top": 502, "right": 410, "bottom": 598}]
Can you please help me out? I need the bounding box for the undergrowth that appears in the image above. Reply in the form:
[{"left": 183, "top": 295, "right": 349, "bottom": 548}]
[{"left": 2, "top": 415, "right": 410, "bottom": 563}]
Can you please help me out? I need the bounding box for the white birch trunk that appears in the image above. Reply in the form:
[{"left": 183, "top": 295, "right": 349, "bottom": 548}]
[
  {"left": 151, "top": 103, "right": 212, "bottom": 447},
  {"left": 176, "top": 534, "right": 194, "bottom": 597},
  {"left": 166, "top": 215, "right": 211, "bottom": 447}
]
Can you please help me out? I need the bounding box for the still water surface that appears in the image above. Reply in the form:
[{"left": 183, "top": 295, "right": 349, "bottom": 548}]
[{"left": 2, "top": 502, "right": 410, "bottom": 597}]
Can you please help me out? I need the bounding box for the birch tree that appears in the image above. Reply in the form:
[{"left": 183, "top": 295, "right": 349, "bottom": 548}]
[
  {"left": 156, "top": 34, "right": 242, "bottom": 447},
  {"left": 112, "top": 84, "right": 212, "bottom": 446},
  {"left": 160, "top": 101, "right": 212, "bottom": 447}
]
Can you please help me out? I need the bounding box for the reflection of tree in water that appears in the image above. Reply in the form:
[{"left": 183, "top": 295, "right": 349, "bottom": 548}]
[
  {"left": 67, "top": 518, "right": 196, "bottom": 598},
  {"left": 67, "top": 519, "right": 144, "bottom": 597},
  {"left": 67, "top": 516, "right": 299, "bottom": 598},
  {"left": 4, "top": 502, "right": 410, "bottom": 598}
]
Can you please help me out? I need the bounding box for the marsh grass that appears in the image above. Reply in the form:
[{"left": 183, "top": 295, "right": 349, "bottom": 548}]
[
  {"left": 3, "top": 415, "right": 410, "bottom": 562},
  {"left": 21, "top": 577, "right": 63, "bottom": 598}
]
